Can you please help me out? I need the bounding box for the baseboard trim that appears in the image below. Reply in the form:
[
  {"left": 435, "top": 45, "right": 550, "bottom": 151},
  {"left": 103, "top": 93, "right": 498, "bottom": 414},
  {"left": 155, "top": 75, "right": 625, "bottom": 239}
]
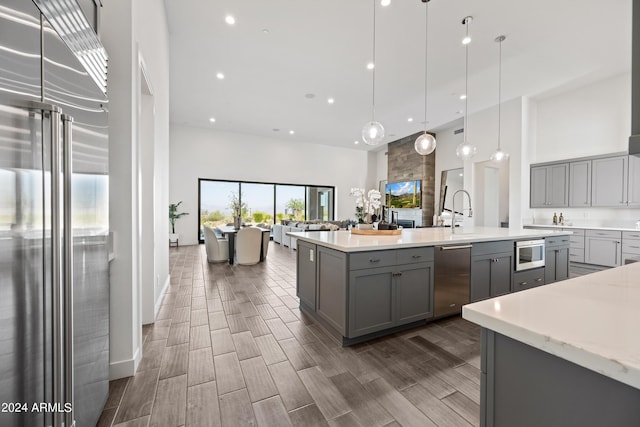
[
  {"left": 155, "top": 274, "right": 171, "bottom": 318},
  {"left": 109, "top": 347, "right": 141, "bottom": 380}
]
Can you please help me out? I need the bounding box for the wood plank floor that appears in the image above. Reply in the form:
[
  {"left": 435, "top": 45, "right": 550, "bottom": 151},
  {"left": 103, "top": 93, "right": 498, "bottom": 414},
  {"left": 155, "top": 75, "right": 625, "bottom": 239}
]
[{"left": 97, "top": 242, "right": 482, "bottom": 427}]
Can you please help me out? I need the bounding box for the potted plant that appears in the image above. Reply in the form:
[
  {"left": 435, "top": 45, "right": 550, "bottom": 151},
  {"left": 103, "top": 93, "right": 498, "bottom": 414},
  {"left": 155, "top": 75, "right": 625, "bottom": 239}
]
[{"left": 169, "top": 201, "right": 189, "bottom": 246}]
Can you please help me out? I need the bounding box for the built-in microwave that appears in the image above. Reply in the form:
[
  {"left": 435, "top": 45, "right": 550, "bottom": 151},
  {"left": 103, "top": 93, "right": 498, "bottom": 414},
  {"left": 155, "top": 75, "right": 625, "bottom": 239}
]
[{"left": 515, "top": 240, "right": 545, "bottom": 271}]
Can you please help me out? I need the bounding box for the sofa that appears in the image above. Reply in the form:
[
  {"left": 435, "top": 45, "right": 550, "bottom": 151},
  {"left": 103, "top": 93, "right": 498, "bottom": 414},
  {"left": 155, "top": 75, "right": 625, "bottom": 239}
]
[{"left": 272, "top": 220, "right": 345, "bottom": 249}]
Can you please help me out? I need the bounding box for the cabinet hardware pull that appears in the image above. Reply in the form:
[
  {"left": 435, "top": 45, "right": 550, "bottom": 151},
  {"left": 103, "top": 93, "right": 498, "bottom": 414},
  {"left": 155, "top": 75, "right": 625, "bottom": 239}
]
[
  {"left": 535, "top": 278, "right": 542, "bottom": 282},
  {"left": 521, "top": 281, "right": 527, "bottom": 285},
  {"left": 629, "top": 246, "right": 640, "bottom": 249},
  {"left": 440, "top": 245, "right": 473, "bottom": 251},
  {"left": 412, "top": 255, "right": 422, "bottom": 259},
  {"left": 369, "top": 259, "right": 381, "bottom": 263}
]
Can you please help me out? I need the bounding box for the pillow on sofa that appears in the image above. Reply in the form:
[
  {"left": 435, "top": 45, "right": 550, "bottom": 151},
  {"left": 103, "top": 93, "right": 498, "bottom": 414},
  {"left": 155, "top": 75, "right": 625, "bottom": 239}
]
[{"left": 308, "top": 224, "right": 323, "bottom": 230}]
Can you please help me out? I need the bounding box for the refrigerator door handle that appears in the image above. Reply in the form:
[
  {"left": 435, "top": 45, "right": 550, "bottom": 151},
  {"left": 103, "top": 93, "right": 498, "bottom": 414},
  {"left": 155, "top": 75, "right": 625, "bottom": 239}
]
[
  {"left": 62, "top": 114, "right": 75, "bottom": 427},
  {"left": 49, "top": 107, "right": 64, "bottom": 427}
]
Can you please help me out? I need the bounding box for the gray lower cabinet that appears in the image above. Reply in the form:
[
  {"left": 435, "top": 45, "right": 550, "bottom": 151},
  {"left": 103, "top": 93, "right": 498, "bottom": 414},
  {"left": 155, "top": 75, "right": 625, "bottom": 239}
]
[
  {"left": 512, "top": 268, "right": 545, "bottom": 292},
  {"left": 348, "top": 266, "right": 395, "bottom": 337},
  {"left": 545, "top": 236, "right": 570, "bottom": 284},
  {"left": 622, "top": 231, "right": 640, "bottom": 264},
  {"left": 316, "top": 246, "right": 347, "bottom": 335},
  {"left": 585, "top": 230, "right": 622, "bottom": 267},
  {"left": 348, "top": 261, "right": 434, "bottom": 338},
  {"left": 470, "top": 241, "right": 513, "bottom": 302},
  {"left": 296, "top": 240, "right": 317, "bottom": 310}
]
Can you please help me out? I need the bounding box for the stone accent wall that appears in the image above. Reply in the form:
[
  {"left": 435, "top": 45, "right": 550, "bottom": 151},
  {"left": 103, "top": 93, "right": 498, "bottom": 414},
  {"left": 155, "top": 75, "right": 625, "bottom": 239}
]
[{"left": 387, "top": 132, "right": 436, "bottom": 226}]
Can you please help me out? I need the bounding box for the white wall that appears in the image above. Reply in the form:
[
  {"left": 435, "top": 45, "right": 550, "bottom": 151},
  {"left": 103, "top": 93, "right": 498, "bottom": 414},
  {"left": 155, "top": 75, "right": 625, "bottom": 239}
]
[
  {"left": 534, "top": 73, "right": 630, "bottom": 162},
  {"left": 102, "top": 0, "right": 170, "bottom": 380},
  {"left": 169, "top": 126, "right": 371, "bottom": 245}
]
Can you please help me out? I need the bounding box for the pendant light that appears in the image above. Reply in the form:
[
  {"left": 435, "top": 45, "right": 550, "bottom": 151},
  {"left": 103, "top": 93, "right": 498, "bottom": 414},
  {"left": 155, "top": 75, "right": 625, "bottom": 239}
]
[
  {"left": 490, "top": 35, "right": 509, "bottom": 162},
  {"left": 456, "top": 16, "right": 477, "bottom": 160},
  {"left": 362, "top": 0, "right": 385, "bottom": 145},
  {"left": 415, "top": 0, "right": 436, "bottom": 156}
]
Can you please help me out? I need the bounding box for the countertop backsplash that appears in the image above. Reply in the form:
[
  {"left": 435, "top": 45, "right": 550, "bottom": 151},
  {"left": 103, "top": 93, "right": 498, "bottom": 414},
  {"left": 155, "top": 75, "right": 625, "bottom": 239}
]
[{"left": 526, "top": 208, "right": 640, "bottom": 230}]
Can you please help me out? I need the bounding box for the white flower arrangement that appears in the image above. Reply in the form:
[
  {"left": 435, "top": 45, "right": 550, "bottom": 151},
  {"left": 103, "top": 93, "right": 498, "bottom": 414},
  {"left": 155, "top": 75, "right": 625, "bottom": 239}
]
[{"left": 350, "top": 188, "right": 382, "bottom": 223}]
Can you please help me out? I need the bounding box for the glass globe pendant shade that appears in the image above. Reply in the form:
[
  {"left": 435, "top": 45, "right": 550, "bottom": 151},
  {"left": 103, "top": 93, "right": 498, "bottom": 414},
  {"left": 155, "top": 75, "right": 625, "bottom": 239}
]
[
  {"left": 362, "top": 121, "right": 385, "bottom": 145},
  {"left": 456, "top": 142, "right": 477, "bottom": 160},
  {"left": 415, "top": 133, "right": 436, "bottom": 155},
  {"left": 490, "top": 147, "right": 509, "bottom": 162}
]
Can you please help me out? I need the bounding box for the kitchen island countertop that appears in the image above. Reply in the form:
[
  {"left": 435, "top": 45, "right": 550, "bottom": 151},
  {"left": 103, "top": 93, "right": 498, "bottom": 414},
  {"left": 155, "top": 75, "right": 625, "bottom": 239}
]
[
  {"left": 288, "top": 226, "right": 571, "bottom": 252},
  {"left": 463, "top": 261, "right": 640, "bottom": 390}
]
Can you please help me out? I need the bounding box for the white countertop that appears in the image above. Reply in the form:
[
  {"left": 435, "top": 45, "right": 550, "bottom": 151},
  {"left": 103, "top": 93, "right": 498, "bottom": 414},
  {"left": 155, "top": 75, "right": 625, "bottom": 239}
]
[
  {"left": 288, "top": 226, "right": 571, "bottom": 252},
  {"left": 463, "top": 262, "right": 640, "bottom": 390},
  {"left": 525, "top": 223, "right": 640, "bottom": 233}
]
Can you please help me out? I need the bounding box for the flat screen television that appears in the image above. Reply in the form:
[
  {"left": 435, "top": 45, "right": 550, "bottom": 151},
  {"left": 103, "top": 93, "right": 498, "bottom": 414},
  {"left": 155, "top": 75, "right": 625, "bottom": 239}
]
[{"left": 385, "top": 180, "right": 421, "bottom": 208}]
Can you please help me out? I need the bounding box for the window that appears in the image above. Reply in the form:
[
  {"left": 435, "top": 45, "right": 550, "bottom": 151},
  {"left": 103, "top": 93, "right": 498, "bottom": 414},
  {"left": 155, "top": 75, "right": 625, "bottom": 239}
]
[{"left": 198, "top": 179, "right": 334, "bottom": 243}]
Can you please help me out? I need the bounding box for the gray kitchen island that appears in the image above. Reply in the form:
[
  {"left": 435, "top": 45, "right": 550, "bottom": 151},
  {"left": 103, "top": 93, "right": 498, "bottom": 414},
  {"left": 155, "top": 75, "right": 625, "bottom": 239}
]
[
  {"left": 289, "top": 227, "right": 571, "bottom": 345},
  {"left": 463, "top": 262, "right": 640, "bottom": 426}
]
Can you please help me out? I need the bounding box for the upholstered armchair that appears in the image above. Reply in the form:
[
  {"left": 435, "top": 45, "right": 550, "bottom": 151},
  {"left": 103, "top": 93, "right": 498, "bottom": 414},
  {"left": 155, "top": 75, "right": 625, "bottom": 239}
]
[
  {"left": 235, "top": 227, "right": 262, "bottom": 265},
  {"left": 203, "top": 225, "right": 229, "bottom": 263}
]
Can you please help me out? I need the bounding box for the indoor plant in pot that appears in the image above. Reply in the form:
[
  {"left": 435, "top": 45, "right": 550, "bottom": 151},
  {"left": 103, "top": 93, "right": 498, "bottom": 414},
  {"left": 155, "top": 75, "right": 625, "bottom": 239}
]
[{"left": 169, "top": 201, "right": 189, "bottom": 246}]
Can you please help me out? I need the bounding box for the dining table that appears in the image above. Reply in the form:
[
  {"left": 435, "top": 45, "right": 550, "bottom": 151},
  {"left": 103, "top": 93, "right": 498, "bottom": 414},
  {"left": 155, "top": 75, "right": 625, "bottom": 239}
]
[{"left": 216, "top": 225, "right": 271, "bottom": 265}]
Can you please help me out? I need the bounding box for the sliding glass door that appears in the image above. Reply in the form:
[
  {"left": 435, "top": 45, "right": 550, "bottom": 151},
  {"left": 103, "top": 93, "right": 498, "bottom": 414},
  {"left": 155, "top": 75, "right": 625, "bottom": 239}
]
[{"left": 198, "top": 179, "right": 335, "bottom": 243}]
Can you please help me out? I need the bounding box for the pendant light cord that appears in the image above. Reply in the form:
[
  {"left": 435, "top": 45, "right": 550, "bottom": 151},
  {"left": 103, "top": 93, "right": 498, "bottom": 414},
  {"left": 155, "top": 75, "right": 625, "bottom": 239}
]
[
  {"left": 463, "top": 18, "right": 470, "bottom": 144},
  {"left": 497, "top": 37, "right": 502, "bottom": 150},
  {"left": 371, "top": 0, "right": 377, "bottom": 122},
  {"left": 423, "top": 1, "right": 429, "bottom": 133}
]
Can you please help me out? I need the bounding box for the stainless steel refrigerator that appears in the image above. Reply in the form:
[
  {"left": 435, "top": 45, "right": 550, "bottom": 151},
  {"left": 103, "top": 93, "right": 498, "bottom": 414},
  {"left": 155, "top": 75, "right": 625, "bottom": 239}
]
[{"left": 0, "top": 0, "right": 109, "bottom": 426}]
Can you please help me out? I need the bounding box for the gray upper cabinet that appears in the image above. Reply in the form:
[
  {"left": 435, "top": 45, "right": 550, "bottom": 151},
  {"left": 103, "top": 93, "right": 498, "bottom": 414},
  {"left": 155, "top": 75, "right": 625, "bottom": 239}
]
[
  {"left": 592, "top": 156, "right": 628, "bottom": 207},
  {"left": 628, "top": 155, "right": 640, "bottom": 208},
  {"left": 569, "top": 161, "right": 591, "bottom": 207},
  {"left": 530, "top": 164, "right": 569, "bottom": 208}
]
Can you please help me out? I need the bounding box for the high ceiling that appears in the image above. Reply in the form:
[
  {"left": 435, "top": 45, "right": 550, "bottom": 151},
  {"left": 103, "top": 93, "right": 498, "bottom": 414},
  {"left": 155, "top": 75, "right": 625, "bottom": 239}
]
[{"left": 165, "top": 0, "right": 631, "bottom": 150}]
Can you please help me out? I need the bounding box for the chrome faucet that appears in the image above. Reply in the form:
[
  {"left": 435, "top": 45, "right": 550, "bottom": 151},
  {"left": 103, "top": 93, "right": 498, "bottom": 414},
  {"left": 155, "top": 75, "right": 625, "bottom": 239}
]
[{"left": 451, "top": 190, "right": 473, "bottom": 234}]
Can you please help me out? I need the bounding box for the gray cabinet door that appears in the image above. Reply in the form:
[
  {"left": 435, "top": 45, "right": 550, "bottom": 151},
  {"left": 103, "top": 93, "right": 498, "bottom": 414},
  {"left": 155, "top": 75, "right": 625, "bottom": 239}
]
[
  {"left": 545, "top": 246, "right": 557, "bottom": 284},
  {"left": 317, "top": 247, "right": 347, "bottom": 334},
  {"left": 555, "top": 247, "right": 569, "bottom": 282},
  {"left": 348, "top": 267, "right": 395, "bottom": 338},
  {"left": 470, "top": 257, "right": 491, "bottom": 302},
  {"left": 471, "top": 253, "right": 512, "bottom": 301},
  {"left": 592, "top": 156, "right": 628, "bottom": 207},
  {"left": 490, "top": 254, "right": 513, "bottom": 297},
  {"left": 512, "top": 268, "right": 545, "bottom": 292},
  {"left": 628, "top": 155, "right": 640, "bottom": 208},
  {"left": 569, "top": 161, "right": 591, "bottom": 207},
  {"left": 585, "top": 237, "right": 622, "bottom": 267},
  {"left": 296, "top": 241, "right": 316, "bottom": 309},
  {"left": 396, "top": 263, "right": 433, "bottom": 324},
  {"left": 530, "top": 166, "right": 549, "bottom": 207},
  {"left": 548, "top": 164, "right": 569, "bottom": 207}
]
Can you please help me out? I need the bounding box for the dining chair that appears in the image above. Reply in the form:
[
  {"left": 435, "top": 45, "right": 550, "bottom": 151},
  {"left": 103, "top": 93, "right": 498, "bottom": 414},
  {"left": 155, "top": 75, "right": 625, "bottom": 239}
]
[
  {"left": 203, "top": 225, "right": 229, "bottom": 263},
  {"left": 235, "top": 227, "right": 262, "bottom": 265}
]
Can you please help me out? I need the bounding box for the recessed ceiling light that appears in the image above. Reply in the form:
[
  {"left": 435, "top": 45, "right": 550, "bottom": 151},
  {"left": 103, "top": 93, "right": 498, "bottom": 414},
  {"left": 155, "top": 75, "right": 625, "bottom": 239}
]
[
  {"left": 462, "top": 36, "right": 471, "bottom": 45},
  {"left": 209, "top": 117, "right": 216, "bottom": 123},
  {"left": 216, "top": 72, "right": 225, "bottom": 80},
  {"left": 225, "top": 15, "right": 236, "bottom": 25},
  {"left": 354, "top": 140, "right": 359, "bottom": 145},
  {"left": 459, "top": 94, "right": 467, "bottom": 100},
  {"left": 289, "top": 130, "right": 295, "bottom": 135},
  {"left": 327, "top": 98, "right": 335, "bottom": 104},
  {"left": 381, "top": 0, "right": 391, "bottom": 6},
  {"left": 262, "top": 29, "right": 270, "bottom": 34},
  {"left": 459, "top": 173, "right": 464, "bottom": 177},
  {"left": 407, "top": 118, "right": 413, "bottom": 122},
  {"left": 366, "top": 62, "right": 374, "bottom": 70}
]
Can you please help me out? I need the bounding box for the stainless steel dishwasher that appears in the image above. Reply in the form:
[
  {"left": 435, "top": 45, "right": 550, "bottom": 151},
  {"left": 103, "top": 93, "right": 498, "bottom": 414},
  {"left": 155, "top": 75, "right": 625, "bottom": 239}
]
[{"left": 434, "top": 244, "right": 472, "bottom": 318}]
